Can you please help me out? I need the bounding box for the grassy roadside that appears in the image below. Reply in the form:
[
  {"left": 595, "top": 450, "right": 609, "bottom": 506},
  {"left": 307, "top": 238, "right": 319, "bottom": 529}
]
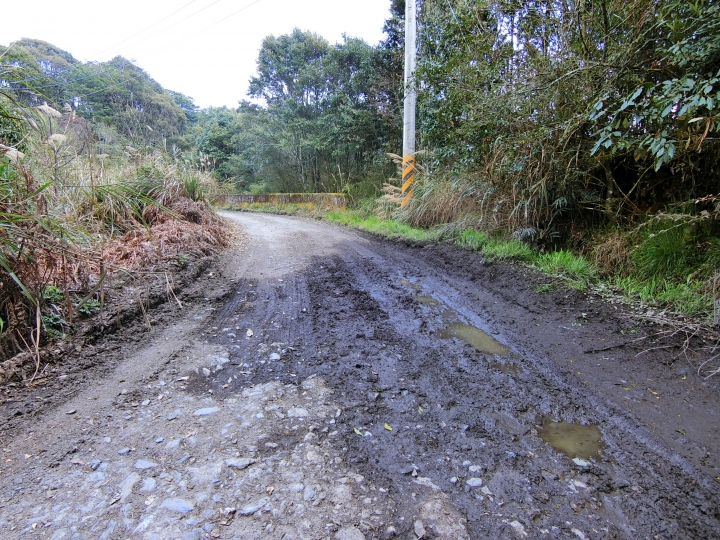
[{"left": 319, "top": 208, "right": 716, "bottom": 322}]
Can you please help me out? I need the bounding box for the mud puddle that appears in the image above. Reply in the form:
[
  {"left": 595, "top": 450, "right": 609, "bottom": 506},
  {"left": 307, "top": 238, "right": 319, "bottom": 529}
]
[
  {"left": 538, "top": 420, "right": 606, "bottom": 461},
  {"left": 402, "top": 278, "right": 519, "bottom": 368}
]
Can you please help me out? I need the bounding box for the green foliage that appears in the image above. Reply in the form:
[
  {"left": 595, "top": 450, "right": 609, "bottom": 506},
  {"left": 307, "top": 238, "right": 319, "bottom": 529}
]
[
  {"left": 456, "top": 229, "right": 489, "bottom": 251},
  {"left": 326, "top": 211, "right": 442, "bottom": 242},
  {"left": 41, "top": 285, "right": 64, "bottom": 304},
  {"left": 534, "top": 251, "right": 596, "bottom": 283},
  {"left": 631, "top": 226, "right": 697, "bottom": 280},
  {"left": 413, "top": 0, "right": 719, "bottom": 236},
  {"left": 480, "top": 239, "right": 534, "bottom": 263},
  {"left": 76, "top": 298, "right": 101, "bottom": 317}
]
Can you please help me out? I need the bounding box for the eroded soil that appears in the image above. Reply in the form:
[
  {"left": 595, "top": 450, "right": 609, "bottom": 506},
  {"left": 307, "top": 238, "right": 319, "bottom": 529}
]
[{"left": 0, "top": 212, "right": 718, "bottom": 539}]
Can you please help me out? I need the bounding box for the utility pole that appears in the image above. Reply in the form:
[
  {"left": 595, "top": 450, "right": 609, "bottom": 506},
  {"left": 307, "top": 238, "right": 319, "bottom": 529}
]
[{"left": 401, "top": 0, "right": 417, "bottom": 208}]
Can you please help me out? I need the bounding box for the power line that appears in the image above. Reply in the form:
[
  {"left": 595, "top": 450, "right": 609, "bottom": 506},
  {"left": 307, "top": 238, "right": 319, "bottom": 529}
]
[
  {"left": 140, "top": 0, "right": 267, "bottom": 60},
  {"left": 90, "top": 0, "right": 201, "bottom": 58},
  {"left": 97, "top": 0, "right": 228, "bottom": 60}
]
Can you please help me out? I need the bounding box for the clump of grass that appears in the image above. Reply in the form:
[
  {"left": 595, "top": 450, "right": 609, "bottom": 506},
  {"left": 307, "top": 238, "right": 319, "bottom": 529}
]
[
  {"left": 326, "top": 211, "right": 441, "bottom": 242},
  {"left": 534, "top": 250, "right": 595, "bottom": 282},
  {"left": 613, "top": 275, "right": 710, "bottom": 317},
  {"left": 455, "top": 229, "right": 488, "bottom": 251},
  {"left": 631, "top": 226, "right": 697, "bottom": 280},
  {"left": 481, "top": 238, "right": 534, "bottom": 262}
]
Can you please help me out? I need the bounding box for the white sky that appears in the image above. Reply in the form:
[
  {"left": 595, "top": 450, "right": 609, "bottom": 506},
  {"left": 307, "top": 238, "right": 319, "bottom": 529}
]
[{"left": 3, "top": 0, "right": 392, "bottom": 109}]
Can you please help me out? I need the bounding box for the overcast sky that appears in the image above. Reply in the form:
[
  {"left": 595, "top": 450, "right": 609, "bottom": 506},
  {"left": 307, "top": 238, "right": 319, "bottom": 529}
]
[{"left": 3, "top": 0, "right": 392, "bottom": 108}]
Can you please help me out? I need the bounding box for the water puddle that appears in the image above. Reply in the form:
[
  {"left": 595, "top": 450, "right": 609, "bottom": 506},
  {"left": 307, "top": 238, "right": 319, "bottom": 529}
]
[
  {"left": 416, "top": 295, "right": 440, "bottom": 308},
  {"left": 490, "top": 360, "right": 521, "bottom": 374},
  {"left": 538, "top": 421, "right": 605, "bottom": 460},
  {"left": 400, "top": 279, "right": 423, "bottom": 291},
  {"left": 401, "top": 277, "right": 513, "bottom": 358},
  {"left": 438, "top": 322, "right": 510, "bottom": 356}
]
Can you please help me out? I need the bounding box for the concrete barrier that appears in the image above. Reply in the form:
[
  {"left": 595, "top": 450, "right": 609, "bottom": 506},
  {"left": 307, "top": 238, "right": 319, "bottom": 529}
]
[{"left": 221, "top": 193, "right": 347, "bottom": 208}]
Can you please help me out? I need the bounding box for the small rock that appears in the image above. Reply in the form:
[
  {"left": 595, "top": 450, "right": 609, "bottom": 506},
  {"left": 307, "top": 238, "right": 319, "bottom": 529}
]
[
  {"left": 466, "top": 477, "right": 483, "bottom": 487},
  {"left": 414, "top": 520, "right": 427, "bottom": 538},
  {"left": 202, "top": 368, "right": 211, "bottom": 377},
  {"left": 167, "top": 411, "right": 180, "bottom": 421},
  {"left": 303, "top": 485, "right": 316, "bottom": 501},
  {"left": 335, "top": 526, "right": 366, "bottom": 540},
  {"left": 89, "top": 460, "right": 102, "bottom": 471},
  {"left": 141, "top": 478, "right": 157, "bottom": 492},
  {"left": 572, "top": 457, "right": 590, "bottom": 467},
  {"left": 65, "top": 409, "right": 76, "bottom": 415},
  {"left": 571, "top": 529, "right": 587, "bottom": 539},
  {"left": 468, "top": 465, "right": 482, "bottom": 473},
  {"left": 226, "top": 458, "right": 255, "bottom": 470},
  {"left": 166, "top": 439, "right": 181, "bottom": 450},
  {"left": 287, "top": 407, "right": 309, "bottom": 418},
  {"left": 141, "top": 399, "right": 150, "bottom": 406},
  {"left": 194, "top": 407, "right": 220, "bottom": 416},
  {"left": 134, "top": 460, "right": 158, "bottom": 470},
  {"left": 117, "top": 447, "right": 132, "bottom": 455},
  {"left": 239, "top": 497, "right": 269, "bottom": 516},
  {"left": 510, "top": 520, "right": 528, "bottom": 537},
  {"left": 481, "top": 486, "right": 493, "bottom": 496},
  {"left": 450, "top": 476, "right": 458, "bottom": 484},
  {"left": 155, "top": 437, "right": 164, "bottom": 443},
  {"left": 162, "top": 498, "right": 195, "bottom": 513},
  {"left": 269, "top": 353, "right": 281, "bottom": 361}
]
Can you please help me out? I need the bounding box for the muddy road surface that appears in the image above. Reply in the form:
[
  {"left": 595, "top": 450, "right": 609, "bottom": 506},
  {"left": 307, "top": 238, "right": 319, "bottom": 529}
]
[{"left": 1, "top": 212, "right": 719, "bottom": 540}]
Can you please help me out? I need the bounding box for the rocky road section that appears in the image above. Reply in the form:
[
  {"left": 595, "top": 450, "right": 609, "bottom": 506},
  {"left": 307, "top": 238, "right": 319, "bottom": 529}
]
[{"left": 0, "top": 212, "right": 718, "bottom": 539}]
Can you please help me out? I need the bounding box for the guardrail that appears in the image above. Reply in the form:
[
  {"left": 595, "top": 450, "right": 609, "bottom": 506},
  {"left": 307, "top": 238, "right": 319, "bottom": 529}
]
[{"left": 221, "top": 193, "right": 347, "bottom": 208}]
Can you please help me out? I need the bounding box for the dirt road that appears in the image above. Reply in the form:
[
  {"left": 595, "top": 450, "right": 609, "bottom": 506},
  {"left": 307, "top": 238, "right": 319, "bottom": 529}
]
[{"left": 1, "top": 211, "right": 719, "bottom": 539}]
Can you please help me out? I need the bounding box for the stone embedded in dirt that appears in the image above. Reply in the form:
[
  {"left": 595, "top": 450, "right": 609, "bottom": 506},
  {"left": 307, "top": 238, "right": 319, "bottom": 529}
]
[
  {"left": 571, "top": 529, "right": 587, "bottom": 539},
  {"left": 466, "top": 477, "right": 483, "bottom": 487},
  {"left": 468, "top": 465, "right": 482, "bottom": 473},
  {"left": 167, "top": 410, "right": 181, "bottom": 421},
  {"left": 510, "top": 520, "right": 528, "bottom": 537},
  {"left": 202, "top": 368, "right": 211, "bottom": 377},
  {"left": 141, "top": 400, "right": 150, "bottom": 406},
  {"left": 572, "top": 457, "right": 590, "bottom": 467},
  {"left": 165, "top": 439, "right": 181, "bottom": 450},
  {"left": 414, "top": 520, "right": 427, "bottom": 538},
  {"left": 119, "top": 472, "right": 141, "bottom": 503},
  {"left": 287, "top": 407, "right": 309, "bottom": 418},
  {"left": 225, "top": 458, "right": 254, "bottom": 470},
  {"left": 155, "top": 437, "right": 164, "bottom": 443},
  {"left": 334, "top": 526, "right": 366, "bottom": 540},
  {"left": 117, "top": 447, "right": 131, "bottom": 455},
  {"left": 414, "top": 477, "right": 441, "bottom": 491},
  {"left": 134, "top": 460, "right": 158, "bottom": 470},
  {"left": 162, "top": 498, "right": 195, "bottom": 513},
  {"left": 269, "top": 353, "right": 281, "bottom": 361},
  {"left": 65, "top": 409, "right": 76, "bottom": 415},
  {"left": 238, "top": 496, "right": 269, "bottom": 516},
  {"left": 193, "top": 407, "right": 220, "bottom": 416}
]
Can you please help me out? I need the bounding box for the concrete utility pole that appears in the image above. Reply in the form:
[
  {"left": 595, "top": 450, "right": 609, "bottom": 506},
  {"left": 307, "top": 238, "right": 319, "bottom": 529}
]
[{"left": 401, "top": 0, "right": 417, "bottom": 208}]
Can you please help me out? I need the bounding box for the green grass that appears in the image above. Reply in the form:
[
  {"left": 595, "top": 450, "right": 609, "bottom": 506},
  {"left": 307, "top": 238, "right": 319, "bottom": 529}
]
[
  {"left": 534, "top": 250, "right": 596, "bottom": 282},
  {"left": 326, "top": 211, "right": 441, "bottom": 242},
  {"left": 613, "top": 275, "right": 711, "bottom": 317}
]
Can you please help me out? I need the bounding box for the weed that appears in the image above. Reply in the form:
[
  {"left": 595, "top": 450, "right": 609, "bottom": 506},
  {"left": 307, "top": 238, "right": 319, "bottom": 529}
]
[
  {"left": 481, "top": 239, "right": 534, "bottom": 262},
  {"left": 534, "top": 250, "right": 595, "bottom": 282},
  {"left": 76, "top": 298, "right": 101, "bottom": 317},
  {"left": 41, "top": 285, "right": 64, "bottom": 304},
  {"left": 456, "top": 229, "right": 488, "bottom": 251},
  {"left": 536, "top": 283, "right": 557, "bottom": 294},
  {"left": 631, "top": 226, "right": 696, "bottom": 280}
]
